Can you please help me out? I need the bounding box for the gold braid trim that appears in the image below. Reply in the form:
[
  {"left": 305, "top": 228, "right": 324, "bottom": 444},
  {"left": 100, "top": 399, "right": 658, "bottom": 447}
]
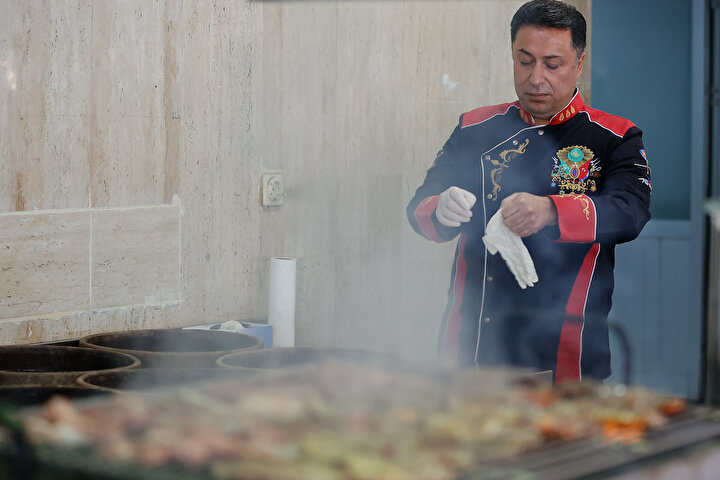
[{"left": 488, "top": 139, "right": 529, "bottom": 201}]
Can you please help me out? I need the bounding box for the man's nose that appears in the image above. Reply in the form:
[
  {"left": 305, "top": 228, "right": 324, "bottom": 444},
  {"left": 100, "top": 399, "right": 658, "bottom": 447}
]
[{"left": 529, "top": 65, "right": 545, "bottom": 86}]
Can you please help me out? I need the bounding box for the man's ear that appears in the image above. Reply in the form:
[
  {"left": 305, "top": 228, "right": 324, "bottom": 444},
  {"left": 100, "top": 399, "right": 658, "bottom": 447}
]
[{"left": 576, "top": 52, "right": 586, "bottom": 77}]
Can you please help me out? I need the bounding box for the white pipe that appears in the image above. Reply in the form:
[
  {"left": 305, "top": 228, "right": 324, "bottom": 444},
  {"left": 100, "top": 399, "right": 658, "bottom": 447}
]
[{"left": 268, "top": 257, "right": 296, "bottom": 347}]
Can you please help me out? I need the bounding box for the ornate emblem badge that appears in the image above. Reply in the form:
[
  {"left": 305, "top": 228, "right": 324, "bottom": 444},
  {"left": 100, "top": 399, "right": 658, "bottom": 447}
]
[{"left": 551, "top": 145, "right": 600, "bottom": 194}]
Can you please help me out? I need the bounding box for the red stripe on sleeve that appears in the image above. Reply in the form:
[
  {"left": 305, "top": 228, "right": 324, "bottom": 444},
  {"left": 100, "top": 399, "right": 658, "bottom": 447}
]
[
  {"left": 440, "top": 234, "right": 468, "bottom": 362},
  {"left": 550, "top": 194, "right": 597, "bottom": 243},
  {"left": 414, "top": 195, "right": 444, "bottom": 243},
  {"left": 555, "top": 243, "right": 601, "bottom": 383}
]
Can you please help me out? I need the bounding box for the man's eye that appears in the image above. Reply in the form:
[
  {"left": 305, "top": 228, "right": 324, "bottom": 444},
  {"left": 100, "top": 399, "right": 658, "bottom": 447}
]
[
  {"left": 520, "top": 61, "right": 532, "bottom": 66},
  {"left": 546, "top": 64, "right": 559, "bottom": 70}
]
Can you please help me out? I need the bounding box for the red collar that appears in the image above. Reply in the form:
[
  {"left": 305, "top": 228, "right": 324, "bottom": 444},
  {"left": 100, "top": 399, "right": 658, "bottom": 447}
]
[{"left": 518, "top": 90, "right": 585, "bottom": 126}]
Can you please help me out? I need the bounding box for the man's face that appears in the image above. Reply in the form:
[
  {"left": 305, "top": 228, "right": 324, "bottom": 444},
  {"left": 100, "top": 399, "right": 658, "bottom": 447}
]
[{"left": 512, "top": 25, "right": 584, "bottom": 124}]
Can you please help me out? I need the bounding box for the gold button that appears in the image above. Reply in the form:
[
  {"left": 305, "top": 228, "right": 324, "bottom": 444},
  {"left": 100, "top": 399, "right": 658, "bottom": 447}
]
[
  {"left": 487, "top": 276, "right": 493, "bottom": 282},
  {"left": 538, "top": 129, "right": 544, "bottom": 136},
  {"left": 484, "top": 317, "right": 491, "bottom": 323}
]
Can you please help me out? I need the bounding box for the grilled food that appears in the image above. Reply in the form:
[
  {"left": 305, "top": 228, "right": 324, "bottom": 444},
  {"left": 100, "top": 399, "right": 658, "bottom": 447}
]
[{"left": 19, "top": 361, "right": 686, "bottom": 479}]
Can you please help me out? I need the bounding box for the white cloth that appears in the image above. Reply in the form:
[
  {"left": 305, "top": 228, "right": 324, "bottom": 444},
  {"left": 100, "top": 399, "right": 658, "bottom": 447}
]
[{"left": 482, "top": 209, "right": 538, "bottom": 289}]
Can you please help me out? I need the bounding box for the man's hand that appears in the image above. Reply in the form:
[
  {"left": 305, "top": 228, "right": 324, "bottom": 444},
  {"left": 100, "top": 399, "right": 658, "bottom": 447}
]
[
  {"left": 436, "top": 186, "right": 477, "bottom": 227},
  {"left": 500, "top": 193, "right": 557, "bottom": 237}
]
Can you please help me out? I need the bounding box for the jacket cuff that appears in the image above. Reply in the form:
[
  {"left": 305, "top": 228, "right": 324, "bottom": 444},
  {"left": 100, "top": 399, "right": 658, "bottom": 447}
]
[
  {"left": 549, "top": 194, "right": 597, "bottom": 243},
  {"left": 413, "top": 195, "right": 452, "bottom": 243}
]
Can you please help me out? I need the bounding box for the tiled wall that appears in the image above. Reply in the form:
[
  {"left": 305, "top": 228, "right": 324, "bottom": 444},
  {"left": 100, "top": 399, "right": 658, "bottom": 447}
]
[{"left": 0, "top": 0, "right": 590, "bottom": 360}]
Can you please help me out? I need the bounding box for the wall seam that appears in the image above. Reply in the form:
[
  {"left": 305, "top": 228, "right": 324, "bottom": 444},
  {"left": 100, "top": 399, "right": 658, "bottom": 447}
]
[
  {"left": 0, "top": 300, "right": 182, "bottom": 325},
  {"left": 88, "top": 1, "right": 95, "bottom": 309}
]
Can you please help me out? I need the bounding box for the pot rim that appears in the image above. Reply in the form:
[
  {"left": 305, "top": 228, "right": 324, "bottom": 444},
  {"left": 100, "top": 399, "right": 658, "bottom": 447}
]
[
  {"left": 0, "top": 345, "right": 141, "bottom": 374},
  {"left": 79, "top": 328, "right": 264, "bottom": 355}
]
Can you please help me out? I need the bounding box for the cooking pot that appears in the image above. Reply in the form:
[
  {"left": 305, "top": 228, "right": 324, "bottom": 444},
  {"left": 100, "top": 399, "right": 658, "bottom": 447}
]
[
  {"left": 0, "top": 346, "right": 140, "bottom": 387},
  {"left": 80, "top": 328, "right": 264, "bottom": 368},
  {"left": 0, "top": 385, "right": 109, "bottom": 406},
  {"left": 77, "top": 367, "right": 259, "bottom": 394},
  {"left": 216, "top": 346, "right": 400, "bottom": 370}
]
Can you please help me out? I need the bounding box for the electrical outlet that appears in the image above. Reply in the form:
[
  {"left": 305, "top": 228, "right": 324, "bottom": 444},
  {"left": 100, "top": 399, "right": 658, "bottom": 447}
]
[{"left": 261, "top": 172, "right": 284, "bottom": 207}]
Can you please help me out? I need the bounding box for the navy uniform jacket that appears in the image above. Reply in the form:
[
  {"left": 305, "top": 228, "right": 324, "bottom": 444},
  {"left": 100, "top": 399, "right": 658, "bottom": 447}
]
[{"left": 407, "top": 92, "right": 651, "bottom": 382}]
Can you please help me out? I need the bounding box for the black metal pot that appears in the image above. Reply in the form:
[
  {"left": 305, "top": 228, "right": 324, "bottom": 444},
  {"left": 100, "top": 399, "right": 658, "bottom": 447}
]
[
  {"left": 216, "top": 346, "right": 400, "bottom": 370},
  {"left": 0, "top": 346, "right": 140, "bottom": 387},
  {"left": 80, "top": 328, "right": 264, "bottom": 368},
  {"left": 77, "top": 367, "right": 259, "bottom": 394},
  {"left": 0, "top": 386, "right": 109, "bottom": 407}
]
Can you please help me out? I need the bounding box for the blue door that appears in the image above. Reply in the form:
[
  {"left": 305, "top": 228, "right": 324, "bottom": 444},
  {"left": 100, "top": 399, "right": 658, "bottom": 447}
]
[{"left": 592, "top": 0, "right": 706, "bottom": 399}]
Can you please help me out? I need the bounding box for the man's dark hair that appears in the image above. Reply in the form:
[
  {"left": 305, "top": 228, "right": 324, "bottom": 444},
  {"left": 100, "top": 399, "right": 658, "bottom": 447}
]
[{"left": 511, "top": 0, "right": 586, "bottom": 58}]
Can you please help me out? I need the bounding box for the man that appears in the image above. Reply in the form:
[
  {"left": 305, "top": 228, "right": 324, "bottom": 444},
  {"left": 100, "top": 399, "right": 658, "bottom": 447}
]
[{"left": 407, "top": 0, "right": 651, "bottom": 382}]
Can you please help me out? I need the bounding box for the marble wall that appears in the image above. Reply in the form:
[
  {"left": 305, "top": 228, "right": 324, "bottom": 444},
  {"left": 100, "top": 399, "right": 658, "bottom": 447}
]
[{"left": 0, "top": 0, "right": 590, "bottom": 360}]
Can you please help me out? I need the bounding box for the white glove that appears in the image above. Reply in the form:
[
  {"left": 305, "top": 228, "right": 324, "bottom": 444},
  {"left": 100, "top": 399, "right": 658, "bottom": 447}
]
[
  {"left": 436, "top": 187, "right": 477, "bottom": 227},
  {"left": 482, "top": 210, "right": 538, "bottom": 289}
]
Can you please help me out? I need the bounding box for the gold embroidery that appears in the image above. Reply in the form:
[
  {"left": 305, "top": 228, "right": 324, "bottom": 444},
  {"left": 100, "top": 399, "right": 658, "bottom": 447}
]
[
  {"left": 570, "top": 105, "right": 576, "bottom": 114},
  {"left": 560, "top": 193, "right": 591, "bottom": 220},
  {"left": 488, "top": 138, "right": 530, "bottom": 201},
  {"left": 559, "top": 112, "right": 565, "bottom": 121},
  {"left": 557, "top": 145, "right": 594, "bottom": 167},
  {"left": 554, "top": 177, "right": 597, "bottom": 195}
]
